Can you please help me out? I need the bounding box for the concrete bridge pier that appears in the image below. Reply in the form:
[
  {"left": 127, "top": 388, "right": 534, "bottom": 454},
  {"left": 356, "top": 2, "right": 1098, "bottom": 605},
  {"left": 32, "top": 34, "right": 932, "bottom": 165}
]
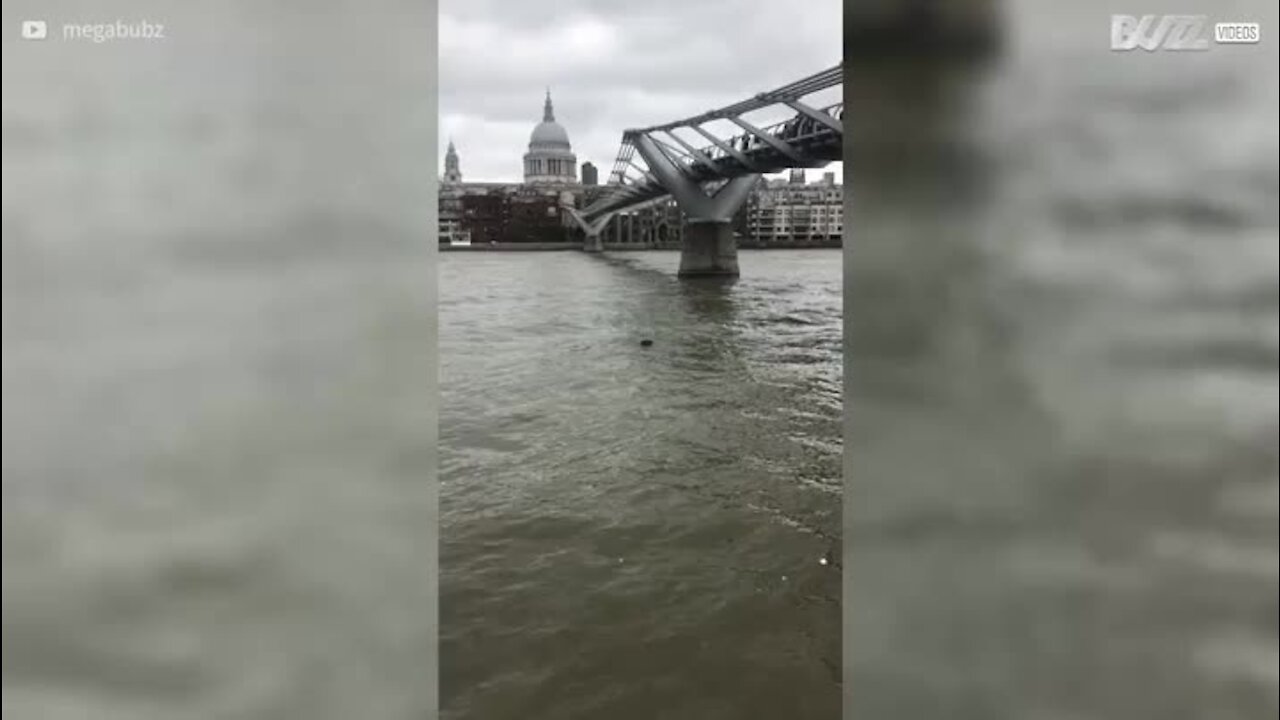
[
  {"left": 678, "top": 221, "right": 739, "bottom": 277},
  {"left": 629, "top": 135, "right": 759, "bottom": 278},
  {"left": 567, "top": 208, "right": 613, "bottom": 254},
  {"left": 675, "top": 175, "right": 756, "bottom": 278}
]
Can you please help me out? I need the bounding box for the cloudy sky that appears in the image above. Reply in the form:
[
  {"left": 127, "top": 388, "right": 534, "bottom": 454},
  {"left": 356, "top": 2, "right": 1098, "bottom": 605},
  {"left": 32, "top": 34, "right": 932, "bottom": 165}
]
[{"left": 439, "top": 0, "right": 843, "bottom": 184}]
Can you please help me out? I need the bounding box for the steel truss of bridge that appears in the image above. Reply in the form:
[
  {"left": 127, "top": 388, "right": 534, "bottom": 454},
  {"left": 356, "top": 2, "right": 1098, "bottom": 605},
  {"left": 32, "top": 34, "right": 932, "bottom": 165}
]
[{"left": 572, "top": 63, "right": 843, "bottom": 230}]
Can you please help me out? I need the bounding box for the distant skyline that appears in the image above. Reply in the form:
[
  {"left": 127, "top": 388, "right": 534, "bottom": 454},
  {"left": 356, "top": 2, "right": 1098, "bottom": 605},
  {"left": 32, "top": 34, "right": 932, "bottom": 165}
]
[{"left": 439, "top": 0, "right": 843, "bottom": 185}]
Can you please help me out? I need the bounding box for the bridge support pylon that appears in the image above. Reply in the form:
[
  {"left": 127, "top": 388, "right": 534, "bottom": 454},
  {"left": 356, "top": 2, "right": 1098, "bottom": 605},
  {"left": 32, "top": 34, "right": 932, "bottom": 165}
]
[
  {"left": 679, "top": 220, "right": 738, "bottom": 277},
  {"left": 674, "top": 175, "right": 756, "bottom": 278},
  {"left": 566, "top": 208, "right": 612, "bottom": 254},
  {"left": 630, "top": 135, "right": 759, "bottom": 278}
]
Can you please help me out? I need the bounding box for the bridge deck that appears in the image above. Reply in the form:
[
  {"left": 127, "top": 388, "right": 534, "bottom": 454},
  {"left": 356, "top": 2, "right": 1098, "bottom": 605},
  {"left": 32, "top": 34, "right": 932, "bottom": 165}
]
[{"left": 577, "top": 64, "right": 844, "bottom": 222}]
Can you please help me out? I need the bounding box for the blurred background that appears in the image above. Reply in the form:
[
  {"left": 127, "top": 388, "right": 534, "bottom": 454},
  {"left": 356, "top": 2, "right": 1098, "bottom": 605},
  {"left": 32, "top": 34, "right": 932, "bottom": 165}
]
[
  {"left": 3, "top": 1, "right": 436, "bottom": 718},
  {"left": 4, "top": 0, "right": 1277, "bottom": 718},
  {"left": 846, "top": 0, "right": 1278, "bottom": 718}
]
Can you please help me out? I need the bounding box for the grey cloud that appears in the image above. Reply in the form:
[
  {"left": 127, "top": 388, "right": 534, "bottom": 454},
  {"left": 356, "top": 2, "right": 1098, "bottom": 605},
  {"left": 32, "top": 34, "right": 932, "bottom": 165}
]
[{"left": 439, "top": 0, "right": 841, "bottom": 182}]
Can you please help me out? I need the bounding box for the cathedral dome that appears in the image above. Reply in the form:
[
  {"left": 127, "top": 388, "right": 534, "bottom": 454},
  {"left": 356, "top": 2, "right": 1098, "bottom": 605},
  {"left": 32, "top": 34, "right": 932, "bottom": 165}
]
[
  {"left": 523, "top": 89, "right": 577, "bottom": 185},
  {"left": 529, "top": 119, "right": 571, "bottom": 148}
]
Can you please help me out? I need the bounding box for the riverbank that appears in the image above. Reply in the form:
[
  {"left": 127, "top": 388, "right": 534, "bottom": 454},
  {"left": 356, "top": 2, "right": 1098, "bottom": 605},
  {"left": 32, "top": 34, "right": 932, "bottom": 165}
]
[
  {"left": 439, "top": 240, "right": 843, "bottom": 252},
  {"left": 439, "top": 242, "right": 578, "bottom": 251}
]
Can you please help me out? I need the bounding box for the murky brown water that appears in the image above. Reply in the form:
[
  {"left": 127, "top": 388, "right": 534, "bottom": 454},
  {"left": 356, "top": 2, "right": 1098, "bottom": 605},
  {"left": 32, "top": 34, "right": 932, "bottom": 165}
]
[
  {"left": 847, "top": 1, "right": 1278, "bottom": 717},
  {"left": 440, "top": 250, "right": 842, "bottom": 718}
]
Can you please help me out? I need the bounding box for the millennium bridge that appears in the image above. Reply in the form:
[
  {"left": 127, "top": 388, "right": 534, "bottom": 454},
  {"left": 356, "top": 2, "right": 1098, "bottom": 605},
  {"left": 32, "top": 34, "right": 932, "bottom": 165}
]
[{"left": 568, "top": 64, "right": 843, "bottom": 277}]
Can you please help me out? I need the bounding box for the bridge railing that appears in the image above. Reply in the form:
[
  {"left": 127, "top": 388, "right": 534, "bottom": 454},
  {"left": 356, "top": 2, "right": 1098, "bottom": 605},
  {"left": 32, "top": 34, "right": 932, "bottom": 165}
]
[
  {"left": 685, "top": 102, "right": 844, "bottom": 165},
  {"left": 580, "top": 63, "right": 843, "bottom": 219},
  {"left": 606, "top": 102, "right": 843, "bottom": 187}
]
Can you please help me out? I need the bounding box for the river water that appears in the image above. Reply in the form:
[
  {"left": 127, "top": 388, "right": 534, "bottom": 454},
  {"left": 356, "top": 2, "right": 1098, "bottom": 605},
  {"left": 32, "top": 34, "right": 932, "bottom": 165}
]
[
  {"left": 847, "top": 1, "right": 1278, "bottom": 718},
  {"left": 4, "top": 0, "right": 1276, "bottom": 718},
  {"left": 440, "top": 249, "right": 842, "bottom": 717},
  {"left": 3, "top": 3, "right": 436, "bottom": 718}
]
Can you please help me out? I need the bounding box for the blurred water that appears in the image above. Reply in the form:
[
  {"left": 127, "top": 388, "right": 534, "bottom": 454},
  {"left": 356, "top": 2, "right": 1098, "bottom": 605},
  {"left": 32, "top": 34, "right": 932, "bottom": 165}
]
[
  {"left": 5, "top": 0, "right": 1277, "bottom": 718},
  {"left": 440, "top": 250, "right": 841, "bottom": 718},
  {"left": 847, "top": 0, "right": 1278, "bottom": 717},
  {"left": 3, "top": 2, "right": 435, "bottom": 718}
]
